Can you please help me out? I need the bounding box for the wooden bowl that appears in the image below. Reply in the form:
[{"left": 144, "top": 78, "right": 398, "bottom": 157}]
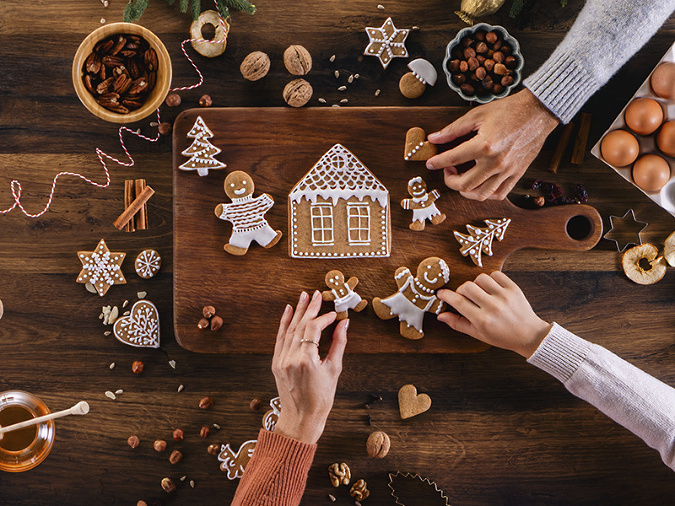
[{"left": 72, "top": 23, "right": 172, "bottom": 124}]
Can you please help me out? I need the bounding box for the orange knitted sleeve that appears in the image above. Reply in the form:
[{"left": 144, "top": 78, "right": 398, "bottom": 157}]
[{"left": 231, "top": 429, "right": 317, "bottom": 506}]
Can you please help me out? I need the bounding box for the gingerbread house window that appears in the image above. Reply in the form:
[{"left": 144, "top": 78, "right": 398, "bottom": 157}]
[
  {"left": 311, "top": 204, "right": 334, "bottom": 246},
  {"left": 347, "top": 203, "right": 370, "bottom": 245},
  {"left": 288, "top": 144, "right": 391, "bottom": 258}
]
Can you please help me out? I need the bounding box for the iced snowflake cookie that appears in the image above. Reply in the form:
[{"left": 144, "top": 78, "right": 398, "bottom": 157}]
[
  {"left": 322, "top": 270, "right": 368, "bottom": 320},
  {"left": 76, "top": 239, "right": 126, "bottom": 297},
  {"left": 364, "top": 17, "right": 409, "bottom": 69},
  {"left": 404, "top": 127, "right": 438, "bottom": 161},
  {"left": 179, "top": 116, "right": 227, "bottom": 176},
  {"left": 214, "top": 171, "right": 282, "bottom": 255},
  {"left": 113, "top": 299, "right": 160, "bottom": 348},
  {"left": 401, "top": 177, "right": 446, "bottom": 231},
  {"left": 454, "top": 218, "right": 511, "bottom": 267},
  {"left": 373, "top": 257, "right": 450, "bottom": 340},
  {"left": 135, "top": 249, "right": 161, "bottom": 279}
]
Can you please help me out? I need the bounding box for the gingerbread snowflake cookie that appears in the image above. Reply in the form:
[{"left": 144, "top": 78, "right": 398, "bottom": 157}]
[
  {"left": 401, "top": 177, "right": 446, "bottom": 231},
  {"left": 454, "top": 218, "right": 511, "bottom": 267},
  {"left": 215, "top": 171, "right": 282, "bottom": 255},
  {"left": 373, "top": 257, "right": 450, "bottom": 340},
  {"left": 180, "top": 116, "right": 227, "bottom": 176},
  {"left": 76, "top": 239, "right": 126, "bottom": 297},
  {"left": 364, "top": 17, "right": 410, "bottom": 69},
  {"left": 322, "top": 270, "right": 368, "bottom": 320},
  {"left": 135, "top": 249, "right": 161, "bottom": 279}
]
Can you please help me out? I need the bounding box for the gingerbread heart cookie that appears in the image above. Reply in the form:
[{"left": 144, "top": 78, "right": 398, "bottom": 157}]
[
  {"left": 398, "top": 384, "right": 431, "bottom": 419},
  {"left": 113, "top": 300, "right": 160, "bottom": 348},
  {"left": 404, "top": 127, "right": 437, "bottom": 161}
]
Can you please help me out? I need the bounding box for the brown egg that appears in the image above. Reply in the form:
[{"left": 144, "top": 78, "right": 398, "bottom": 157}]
[
  {"left": 624, "top": 97, "right": 663, "bottom": 136},
  {"left": 657, "top": 121, "right": 675, "bottom": 157},
  {"left": 651, "top": 62, "right": 675, "bottom": 100},
  {"left": 632, "top": 154, "right": 671, "bottom": 193},
  {"left": 600, "top": 129, "right": 640, "bottom": 167}
]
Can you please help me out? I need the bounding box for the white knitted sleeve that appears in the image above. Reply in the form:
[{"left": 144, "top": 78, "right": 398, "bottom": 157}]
[{"left": 524, "top": 0, "right": 675, "bottom": 123}]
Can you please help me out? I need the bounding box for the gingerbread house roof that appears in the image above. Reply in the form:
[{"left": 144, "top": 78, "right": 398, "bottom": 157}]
[{"left": 289, "top": 144, "right": 389, "bottom": 207}]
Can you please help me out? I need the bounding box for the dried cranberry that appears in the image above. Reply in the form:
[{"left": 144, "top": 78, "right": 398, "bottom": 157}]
[
  {"left": 575, "top": 184, "right": 589, "bottom": 203},
  {"left": 531, "top": 179, "right": 544, "bottom": 190}
]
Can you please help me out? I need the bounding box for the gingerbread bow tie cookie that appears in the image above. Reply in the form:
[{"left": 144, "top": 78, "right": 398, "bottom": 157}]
[
  {"left": 322, "top": 269, "right": 368, "bottom": 320},
  {"left": 373, "top": 256, "right": 450, "bottom": 340}
]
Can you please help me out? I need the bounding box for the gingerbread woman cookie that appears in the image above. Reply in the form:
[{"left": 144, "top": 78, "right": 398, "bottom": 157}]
[
  {"left": 214, "top": 171, "right": 282, "bottom": 255},
  {"left": 322, "top": 270, "right": 368, "bottom": 320},
  {"left": 373, "top": 257, "right": 450, "bottom": 340},
  {"left": 401, "top": 177, "right": 446, "bottom": 231}
]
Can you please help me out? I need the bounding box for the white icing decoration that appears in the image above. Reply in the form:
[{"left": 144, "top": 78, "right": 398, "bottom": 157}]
[
  {"left": 454, "top": 218, "right": 511, "bottom": 267},
  {"left": 179, "top": 116, "right": 227, "bottom": 176},
  {"left": 112, "top": 300, "right": 160, "bottom": 348},
  {"left": 408, "top": 58, "right": 437, "bottom": 86},
  {"left": 218, "top": 440, "right": 257, "bottom": 480},
  {"left": 135, "top": 249, "right": 161, "bottom": 279},
  {"left": 364, "top": 18, "right": 410, "bottom": 69}
]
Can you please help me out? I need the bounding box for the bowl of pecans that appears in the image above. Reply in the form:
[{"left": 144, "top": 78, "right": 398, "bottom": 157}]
[
  {"left": 72, "top": 23, "right": 172, "bottom": 123},
  {"left": 443, "top": 23, "right": 524, "bottom": 104}
]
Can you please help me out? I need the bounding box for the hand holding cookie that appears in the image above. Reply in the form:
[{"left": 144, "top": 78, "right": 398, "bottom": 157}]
[
  {"left": 425, "top": 89, "right": 559, "bottom": 201},
  {"left": 437, "top": 271, "right": 551, "bottom": 358},
  {"left": 272, "top": 291, "right": 348, "bottom": 445}
]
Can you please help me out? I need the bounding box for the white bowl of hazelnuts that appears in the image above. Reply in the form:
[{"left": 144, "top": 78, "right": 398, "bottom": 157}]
[{"left": 443, "top": 23, "right": 524, "bottom": 104}]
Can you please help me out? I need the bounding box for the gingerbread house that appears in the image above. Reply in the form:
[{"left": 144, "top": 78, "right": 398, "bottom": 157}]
[{"left": 288, "top": 144, "right": 391, "bottom": 258}]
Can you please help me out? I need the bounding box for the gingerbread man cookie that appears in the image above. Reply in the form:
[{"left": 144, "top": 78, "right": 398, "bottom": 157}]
[
  {"left": 322, "top": 270, "right": 368, "bottom": 320},
  {"left": 373, "top": 257, "right": 450, "bottom": 340},
  {"left": 401, "top": 177, "right": 446, "bottom": 231},
  {"left": 214, "top": 171, "right": 282, "bottom": 255}
]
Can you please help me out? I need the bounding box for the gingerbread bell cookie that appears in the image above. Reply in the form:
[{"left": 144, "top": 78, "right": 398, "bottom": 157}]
[
  {"left": 215, "top": 171, "right": 282, "bottom": 255},
  {"left": 76, "top": 239, "right": 126, "bottom": 297},
  {"left": 373, "top": 257, "right": 450, "bottom": 340},
  {"left": 404, "top": 127, "right": 437, "bottom": 161},
  {"left": 401, "top": 177, "right": 446, "bottom": 231},
  {"left": 322, "top": 270, "right": 368, "bottom": 320}
]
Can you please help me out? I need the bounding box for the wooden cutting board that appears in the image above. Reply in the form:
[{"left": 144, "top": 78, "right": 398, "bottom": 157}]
[{"left": 173, "top": 107, "right": 602, "bottom": 354}]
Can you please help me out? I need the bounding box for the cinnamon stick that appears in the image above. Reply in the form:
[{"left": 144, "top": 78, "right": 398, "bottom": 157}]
[
  {"left": 134, "top": 179, "right": 147, "bottom": 230},
  {"left": 571, "top": 113, "right": 592, "bottom": 165},
  {"left": 113, "top": 185, "right": 155, "bottom": 230},
  {"left": 548, "top": 122, "right": 575, "bottom": 173},
  {"left": 124, "top": 180, "right": 135, "bottom": 232}
]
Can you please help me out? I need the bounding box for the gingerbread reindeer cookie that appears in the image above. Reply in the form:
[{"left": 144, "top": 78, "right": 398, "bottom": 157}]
[
  {"left": 401, "top": 177, "right": 446, "bottom": 231},
  {"left": 214, "top": 171, "right": 282, "bottom": 255},
  {"left": 322, "top": 270, "right": 368, "bottom": 320},
  {"left": 373, "top": 256, "right": 450, "bottom": 340}
]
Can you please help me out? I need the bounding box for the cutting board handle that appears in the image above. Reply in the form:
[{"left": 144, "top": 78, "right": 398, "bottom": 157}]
[{"left": 516, "top": 203, "right": 603, "bottom": 251}]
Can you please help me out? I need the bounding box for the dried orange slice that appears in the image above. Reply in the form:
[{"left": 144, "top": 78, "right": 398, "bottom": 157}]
[
  {"left": 621, "top": 243, "right": 667, "bottom": 285},
  {"left": 664, "top": 231, "right": 675, "bottom": 267}
]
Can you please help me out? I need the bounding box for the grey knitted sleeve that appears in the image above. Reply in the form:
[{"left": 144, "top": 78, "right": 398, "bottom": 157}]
[{"left": 523, "top": 0, "right": 675, "bottom": 123}]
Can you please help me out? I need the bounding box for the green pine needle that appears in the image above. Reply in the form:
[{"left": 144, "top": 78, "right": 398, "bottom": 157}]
[
  {"left": 191, "top": 0, "right": 201, "bottom": 19},
  {"left": 509, "top": 0, "right": 526, "bottom": 18},
  {"left": 123, "top": 0, "right": 150, "bottom": 22},
  {"left": 179, "top": 0, "right": 189, "bottom": 13},
  {"left": 125, "top": 0, "right": 254, "bottom": 22}
]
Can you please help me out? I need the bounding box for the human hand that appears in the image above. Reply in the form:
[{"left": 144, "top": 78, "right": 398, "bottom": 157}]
[
  {"left": 437, "top": 271, "right": 551, "bottom": 358},
  {"left": 425, "top": 89, "right": 559, "bottom": 201},
  {"left": 272, "top": 290, "right": 349, "bottom": 444}
]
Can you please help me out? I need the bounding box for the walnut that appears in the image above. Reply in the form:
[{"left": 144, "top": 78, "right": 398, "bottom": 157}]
[
  {"left": 366, "top": 430, "right": 390, "bottom": 458},
  {"left": 240, "top": 51, "right": 271, "bottom": 81},
  {"left": 283, "top": 45, "right": 312, "bottom": 75},
  {"left": 283, "top": 79, "right": 312, "bottom": 108},
  {"left": 350, "top": 479, "right": 370, "bottom": 501},
  {"left": 328, "top": 462, "right": 351, "bottom": 487}
]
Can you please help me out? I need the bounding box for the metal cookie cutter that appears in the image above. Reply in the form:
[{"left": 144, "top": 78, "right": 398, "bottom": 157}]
[{"left": 603, "top": 209, "right": 648, "bottom": 252}]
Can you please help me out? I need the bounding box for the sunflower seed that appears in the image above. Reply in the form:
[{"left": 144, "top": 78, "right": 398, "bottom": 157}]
[
  {"left": 109, "top": 362, "right": 116, "bottom": 370},
  {"left": 104, "top": 331, "right": 111, "bottom": 336},
  {"left": 334, "top": 70, "right": 340, "bottom": 79},
  {"left": 329, "top": 55, "right": 336, "bottom": 63},
  {"left": 348, "top": 75, "right": 354, "bottom": 83},
  {"left": 332, "top": 104, "right": 340, "bottom": 108},
  {"left": 180, "top": 475, "right": 187, "bottom": 482},
  {"left": 212, "top": 423, "right": 221, "bottom": 429},
  {"left": 86, "top": 282, "right": 98, "bottom": 294},
  {"left": 115, "top": 389, "right": 123, "bottom": 395},
  {"left": 377, "top": 4, "right": 385, "bottom": 10},
  {"left": 177, "top": 384, "right": 184, "bottom": 393},
  {"left": 375, "top": 89, "right": 381, "bottom": 96},
  {"left": 137, "top": 291, "right": 147, "bottom": 299},
  {"left": 190, "top": 480, "right": 195, "bottom": 489},
  {"left": 412, "top": 25, "right": 420, "bottom": 30},
  {"left": 338, "top": 86, "right": 347, "bottom": 91},
  {"left": 354, "top": 73, "right": 360, "bottom": 79},
  {"left": 122, "top": 299, "right": 129, "bottom": 308},
  {"left": 318, "top": 98, "right": 327, "bottom": 104},
  {"left": 105, "top": 391, "right": 116, "bottom": 400},
  {"left": 340, "top": 99, "right": 348, "bottom": 103},
  {"left": 169, "top": 360, "right": 176, "bottom": 369},
  {"left": 123, "top": 311, "right": 130, "bottom": 316}
]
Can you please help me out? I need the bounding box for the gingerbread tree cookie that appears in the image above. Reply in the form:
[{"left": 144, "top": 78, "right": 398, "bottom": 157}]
[
  {"left": 454, "top": 218, "right": 511, "bottom": 267},
  {"left": 373, "top": 257, "right": 450, "bottom": 340},
  {"left": 214, "top": 171, "right": 282, "bottom": 255},
  {"left": 322, "top": 270, "right": 368, "bottom": 320},
  {"left": 76, "top": 239, "right": 126, "bottom": 297},
  {"left": 180, "top": 116, "right": 227, "bottom": 176},
  {"left": 401, "top": 177, "right": 446, "bottom": 231}
]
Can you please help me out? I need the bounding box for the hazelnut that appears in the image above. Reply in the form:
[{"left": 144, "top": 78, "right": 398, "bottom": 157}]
[
  {"left": 283, "top": 79, "right": 313, "bottom": 108},
  {"left": 501, "top": 44, "right": 512, "bottom": 55},
  {"left": 476, "top": 41, "right": 488, "bottom": 54},
  {"left": 461, "top": 36, "right": 473, "bottom": 47},
  {"left": 459, "top": 61, "right": 468, "bottom": 73},
  {"left": 467, "top": 57, "right": 479, "bottom": 72},
  {"left": 131, "top": 360, "right": 144, "bottom": 374},
  {"left": 504, "top": 55, "right": 517, "bottom": 69},
  {"left": 161, "top": 477, "right": 176, "bottom": 494},
  {"left": 153, "top": 439, "right": 167, "bottom": 452},
  {"left": 172, "top": 428, "right": 184, "bottom": 441},
  {"left": 207, "top": 443, "right": 221, "bottom": 455},
  {"left": 157, "top": 122, "right": 172, "bottom": 135},
  {"left": 463, "top": 47, "right": 476, "bottom": 59},
  {"left": 283, "top": 45, "right": 312, "bottom": 75},
  {"left": 198, "top": 94, "right": 212, "bottom": 107},
  {"left": 250, "top": 398, "right": 263, "bottom": 411},
  {"left": 452, "top": 73, "right": 466, "bottom": 85},
  {"left": 137, "top": 501, "right": 148, "bottom": 506},
  {"left": 127, "top": 435, "right": 140, "bottom": 448},
  {"left": 240, "top": 51, "right": 271, "bottom": 81},
  {"left": 202, "top": 305, "right": 216, "bottom": 319},
  {"left": 366, "top": 430, "right": 391, "bottom": 458},
  {"left": 169, "top": 450, "right": 183, "bottom": 464},
  {"left": 199, "top": 396, "right": 214, "bottom": 409},
  {"left": 460, "top": 83, "right": 475, "bottom": 96},
  {"left": 493, "top": 63, "right": 508, "bottom": 76},
  {"left": 198, "top": 318, "right": 210, "bottom": 330},
  {"left": 448, "top": 59, "right": 460, "bottom": 72},
  {"left": 476, "top": 55, "right": 486, "bottom": 65},
  {"left": 165, "top": 93, "right": 181, "bottom": 107},
  {"left": 200, "top": 426, "right": 211, "bottom": 438},
  {"left": 492, "top": 39, "right": 503, "bottom": 51},
  {"left": 474, "top": 31, "right": 485, "bottom": 41},
  {"left": 210, "top": 315, "right": 223, "bottom": 331},
  {"left": 475, "top": 67, "right": 487, "bottom": 80},
  {"left": 485, "top": 31, "right": 498, "bottom": 44},
  {"left": 493, "top": 84, "right": 504, "bottom": 94},
  {"left": 501, "top": 75, "right": 515, "bottom": 87},
  {"left": 493, "top": 51, "right": 505, "bottom": 63},
  {"left": 484, "top": 59, "right": 495, "bottom": 72}
]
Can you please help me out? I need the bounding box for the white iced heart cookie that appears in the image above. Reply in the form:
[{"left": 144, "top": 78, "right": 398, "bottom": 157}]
[{"left": 113, "top": 300, "right": 160, "bottom": 348}]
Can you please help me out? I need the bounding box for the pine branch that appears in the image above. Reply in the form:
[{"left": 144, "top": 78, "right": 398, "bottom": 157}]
[
  {"left": 191, "top": 0, "right": 201, "bottom": 19},
  {"left": 123, "top": 0, "right": 150, "bottom": 22},
  {"left": 125, "top": 0, "right": 254, "bottom": 22},
  {"left": 179, "top": 0, "right": 189, "bottom": 13},
  {"left": 509, "top": 0, "right": 526, "bottom": 17}
]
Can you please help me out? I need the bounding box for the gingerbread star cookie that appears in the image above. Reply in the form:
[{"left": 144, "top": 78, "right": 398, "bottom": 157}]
[
  {"left": 76, "top": 239, "right": 126, "bottom": 297},
  {"left": 364, "top": 17, "right": 410, "bottom": 69}
]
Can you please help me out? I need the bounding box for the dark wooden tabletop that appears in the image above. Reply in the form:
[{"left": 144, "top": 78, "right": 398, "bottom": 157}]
[{"left": 1, "top": 1, "right": 674, "bottom": 504}]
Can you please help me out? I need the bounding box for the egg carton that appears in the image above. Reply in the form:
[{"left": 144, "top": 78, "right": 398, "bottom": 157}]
[{"left": 591, "top": 41, "right": 675, "bottom": 217}]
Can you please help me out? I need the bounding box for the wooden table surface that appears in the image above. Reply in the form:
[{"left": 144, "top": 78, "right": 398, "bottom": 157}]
[{"left": 1, "top": 1, "right": 674, "bottom": 504}]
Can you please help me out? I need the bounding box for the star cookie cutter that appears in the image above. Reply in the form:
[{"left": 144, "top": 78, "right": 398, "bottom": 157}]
[
  {"left": 388, "top": 472, "right": 450, "bottom": 506},
  {"left": 603, "top": 209, "right": 648, "bottom": 252}
]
